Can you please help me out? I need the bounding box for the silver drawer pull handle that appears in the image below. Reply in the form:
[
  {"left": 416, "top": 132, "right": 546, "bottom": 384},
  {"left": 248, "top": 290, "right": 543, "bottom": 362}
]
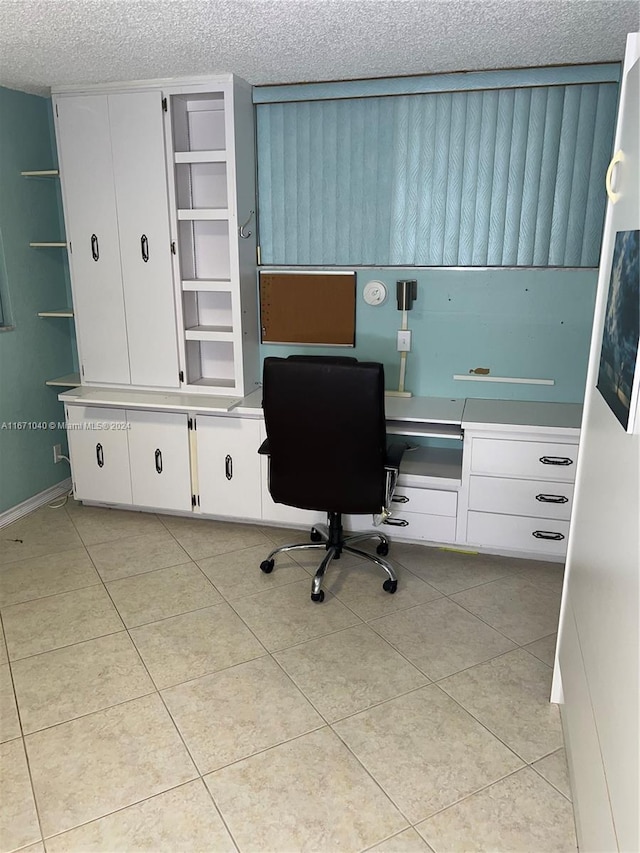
[
  {"left": 532, "top": 530, "right": 565, "bottom": 541},
  {"left": 539, "top": 456, "right": 573, "bottom": 466},
  {"left": 383, "top": 518, "right": 409, "bottom": 527},
  {"left": 535, "top": 494, "right": 569, "bottom": 504},
  {"left": 391, "top": 495, "right": 409, "bottom": 504}
]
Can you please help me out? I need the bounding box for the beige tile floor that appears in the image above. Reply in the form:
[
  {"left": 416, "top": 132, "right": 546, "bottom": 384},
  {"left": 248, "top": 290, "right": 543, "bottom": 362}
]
[{"left": 0, "top": 502, "right": 578, "bottom": 853}]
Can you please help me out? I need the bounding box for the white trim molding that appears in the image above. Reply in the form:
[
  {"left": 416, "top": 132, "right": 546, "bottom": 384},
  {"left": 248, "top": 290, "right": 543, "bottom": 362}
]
[{"left": 0, "top": 479, "right": 72, "bottom": 529}]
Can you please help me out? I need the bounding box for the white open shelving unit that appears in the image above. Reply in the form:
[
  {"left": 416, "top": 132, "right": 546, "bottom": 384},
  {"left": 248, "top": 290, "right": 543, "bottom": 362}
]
[
  {"left": 167, "top": 87, "right": 252, "bottom": 392},
  {"left": 23, "top": 167, "right": 77, "bottom": 386}
]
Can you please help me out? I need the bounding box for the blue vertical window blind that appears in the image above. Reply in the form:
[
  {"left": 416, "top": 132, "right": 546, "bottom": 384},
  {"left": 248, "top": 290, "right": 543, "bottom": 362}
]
[{"left": 255, "top": 66, "right": 619, "bottom": 267}]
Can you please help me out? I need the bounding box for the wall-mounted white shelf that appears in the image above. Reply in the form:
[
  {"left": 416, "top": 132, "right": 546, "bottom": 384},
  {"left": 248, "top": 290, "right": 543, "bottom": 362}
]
[
  {"left": 38, "top": 308, "right": 74, "bottom": 318},
  {"left": 453, "top": 374, "right": 555, "bottom": 386},
  {"left": 174, "top": 151, "right": 226, "bottom": 164},
  {"left": 46, "top": 372, "right": 81, "bottom": 387},
  {"left": 21, "top": 169, "right": 59, "bottom": 177},
  {"left": 29, "top": 242, "right": 67, "bottom": 248}
]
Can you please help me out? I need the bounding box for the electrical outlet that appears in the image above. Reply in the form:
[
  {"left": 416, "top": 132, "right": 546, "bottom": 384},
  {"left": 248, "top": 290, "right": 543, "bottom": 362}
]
[
  {"left": 53, "top": 444, "right": 63, "bottom": 464},
  {"left": 397, "top": 330, "right": 412, "bottom": 352}
]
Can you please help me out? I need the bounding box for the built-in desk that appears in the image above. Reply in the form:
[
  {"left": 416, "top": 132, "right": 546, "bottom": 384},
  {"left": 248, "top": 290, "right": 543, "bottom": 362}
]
[{"left": 59, "top": 386, "right": 582, "bottom": 561}]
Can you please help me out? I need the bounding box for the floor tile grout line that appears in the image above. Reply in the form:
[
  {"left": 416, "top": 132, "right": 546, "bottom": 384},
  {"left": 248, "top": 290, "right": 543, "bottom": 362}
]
[
  {"left": 429, "top": 678, "right": 560, "bottom": 768},
  {"left": 5, "top": 627, "right": 127, "bottom": 666},
  {"left": 437, "top": 584, "right": 561, "bottom": 648},
  {"left": 0, "top": 577, "right": 104, "bottom": 612},
  {"left": 407, "top": 762, "right": 560, "bottom": 829},
  {"left": 529, "top": 760, "right": 573, "bottom": 803},
  {"left": 327, "top": 718, "right": 421, "bottom": 829},
  {"left": 268, "top": 639, "right": 429, "bottom": 728},
  {"left": 37, "top": 778, "right": 233, "bottom": 847},
  {"left": 98, "top": 557, "right": 198, "bottom": 585},
  {"left": 199, "top": 778, "right": 242, "bottom": 853}
]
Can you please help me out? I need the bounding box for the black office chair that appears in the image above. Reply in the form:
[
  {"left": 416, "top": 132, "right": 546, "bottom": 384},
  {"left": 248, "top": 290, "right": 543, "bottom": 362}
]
[{"left": 258, "top": 356, "right": 407, "bottom": 602}]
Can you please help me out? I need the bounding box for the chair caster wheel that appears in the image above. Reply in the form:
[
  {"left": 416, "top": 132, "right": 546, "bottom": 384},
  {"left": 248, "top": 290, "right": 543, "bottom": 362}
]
[
  {"left": 260, "top": 559, "right": 274, "bottom": 574},
  {"left": 310, "top": 528, "right": 322, "bottom": 542},
  {"left": 311, "top": 590, "right": 325, "bottom": 603},
  {"left": 376, "top": 542, "right": 389, "bottom": 556},
  {"left": 383, "top": 579, "right": 398, "bottom": 594}
]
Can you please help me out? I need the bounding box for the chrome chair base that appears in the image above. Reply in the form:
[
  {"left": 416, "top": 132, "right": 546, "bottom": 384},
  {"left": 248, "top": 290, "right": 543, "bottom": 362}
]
[{"left": 260, "top": 515, "right": 398, "bottom": 603}]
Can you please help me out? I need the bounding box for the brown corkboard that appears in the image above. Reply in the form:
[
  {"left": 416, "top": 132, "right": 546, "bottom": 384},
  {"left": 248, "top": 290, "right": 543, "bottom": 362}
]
[{"left": 259, "top": 271, "right": 356, "bottom": 345}]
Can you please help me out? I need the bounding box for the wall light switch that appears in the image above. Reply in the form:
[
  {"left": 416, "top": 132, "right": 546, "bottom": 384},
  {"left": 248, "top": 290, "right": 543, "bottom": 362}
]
[{"left": 397, "top": 330, "right": 412, "bottom": 352}]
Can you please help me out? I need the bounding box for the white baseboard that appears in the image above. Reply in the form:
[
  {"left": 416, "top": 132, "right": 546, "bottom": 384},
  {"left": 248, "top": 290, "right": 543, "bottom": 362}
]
[{"left": 0, "top": 479, "right": 73, "bottom": 529}]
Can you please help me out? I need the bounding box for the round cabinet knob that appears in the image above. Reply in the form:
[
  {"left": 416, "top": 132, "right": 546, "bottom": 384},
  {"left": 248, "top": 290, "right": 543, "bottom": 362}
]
[{"left": 363, "top": 280, "right": 388, "bottom": 306}]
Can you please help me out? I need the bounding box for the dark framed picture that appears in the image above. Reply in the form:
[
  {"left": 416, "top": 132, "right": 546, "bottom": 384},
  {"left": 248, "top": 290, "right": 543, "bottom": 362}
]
[{"left": 597, "top": 229, "right": 640, "bottom": 433}]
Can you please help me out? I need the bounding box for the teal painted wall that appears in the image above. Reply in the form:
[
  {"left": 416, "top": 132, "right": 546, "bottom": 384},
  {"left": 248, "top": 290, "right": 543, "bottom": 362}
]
[
  {"left": 259, "top": 267, "right": 598, "bottom": 403},
  {"left": 0, "top": 86, "right": 75, "bottom": 514}
]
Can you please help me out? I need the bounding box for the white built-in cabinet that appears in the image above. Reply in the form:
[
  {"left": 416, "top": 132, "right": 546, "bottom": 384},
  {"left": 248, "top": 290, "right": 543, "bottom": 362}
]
[
  {"left": 65, "top": 405, "right": 192, "bottom": 513},
  {"left": 54, "top": 92, "right": 179, "bottom": 387},
  {"left": 53, "top": 75, "right": 259, "bottom": 398},
  {"left": 196, "top": 415, "right": 262, "bottom": 518}
]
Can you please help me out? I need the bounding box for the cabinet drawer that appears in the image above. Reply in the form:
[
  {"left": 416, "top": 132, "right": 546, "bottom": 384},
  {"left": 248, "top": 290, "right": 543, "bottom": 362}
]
[
  {"left": 382, "top": 511, "right": 457, "bottom": 543},
  {"left": 469, "top": 475, "right": 574, "bottom": 520},
  {"left": 471, "top": 438, "right": 578, "bottom": 481},
  {"left": 390, "top": 485, "right": 457, "bottom": 517},
  {"left": 466, "top": 510, "right": 570, "bottom": 556}
]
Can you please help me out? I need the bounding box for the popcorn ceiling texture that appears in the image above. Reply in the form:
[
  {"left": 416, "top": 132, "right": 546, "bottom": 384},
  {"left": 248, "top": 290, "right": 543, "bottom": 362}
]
[{"left": 0, "top": 0, "right": 637, "bottom": 95}]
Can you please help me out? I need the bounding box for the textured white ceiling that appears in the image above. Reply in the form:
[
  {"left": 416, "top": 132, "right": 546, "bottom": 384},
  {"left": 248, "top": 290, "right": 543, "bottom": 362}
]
[{"left": 0, "top": 0, "right": 638, "bottom": 95}]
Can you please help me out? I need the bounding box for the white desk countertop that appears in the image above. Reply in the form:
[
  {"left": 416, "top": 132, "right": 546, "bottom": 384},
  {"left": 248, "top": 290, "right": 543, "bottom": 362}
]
[
  {"left": 461, "top": 398, "right": 582, "bottom": 435},
  {"left": 59, "top": 385, "right": 582, "bottom": 435}
]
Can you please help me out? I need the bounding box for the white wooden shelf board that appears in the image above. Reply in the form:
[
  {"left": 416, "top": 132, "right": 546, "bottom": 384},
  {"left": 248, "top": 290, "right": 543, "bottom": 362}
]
[
  {"left": 177, "top": 208, "right": 229, "bottom": 221},
  {"left": 29, "top": 242, "right": 67, "bottom": 247},
  {"left": 38, "top": 309, "right": 74, "bottom": 318},
  {"left": 174, "top": 150, "right": 227, "bottom": 164},
  {"left": 21, "top": 169, "right": 59, "bottom": 177},
  {"left": 46, "top": 372, "right": 81, "bottom": 387},
  {"left": 58, "top": 385, "right": 240, "bottom": 413},
  {"left": 185, "top": 325, "right": 234, "bottom": 341},
  {"left": 182, "top": 279, "right": 232, "bottom": 292}
]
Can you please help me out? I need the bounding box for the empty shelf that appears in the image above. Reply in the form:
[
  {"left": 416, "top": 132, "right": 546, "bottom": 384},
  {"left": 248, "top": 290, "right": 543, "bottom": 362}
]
[
  {"left": 46, "top": 372, "right": 81, "bottom": 387},
  {"left": 185, "top": 325, "right": 234, "bottom": 341},
  {"left": 38, "top": 308, "right": 74, "bottom": 318},
  {"left": 174, "top": 151, "right": 227, "bottom": 164},
  {"left": 177, "top": 209, "right": 229, "bottom": 221},
  {"left": 182, "top": 279, "right": 232, "bottom": 292}
]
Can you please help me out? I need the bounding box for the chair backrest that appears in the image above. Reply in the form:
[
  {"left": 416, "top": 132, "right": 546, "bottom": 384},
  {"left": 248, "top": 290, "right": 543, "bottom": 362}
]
[{"left": 262, "top": 356, "right": 387, "bottom": 514}]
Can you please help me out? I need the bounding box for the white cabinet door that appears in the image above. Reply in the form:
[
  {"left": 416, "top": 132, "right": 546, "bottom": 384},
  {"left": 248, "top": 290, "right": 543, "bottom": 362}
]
[
  {"left": 127, "top": 410, "right": 192, "bottom": 512},
  {"left": 55, "top": 97, "right": 131, "bottom": 384},
  {"left": 196, "top": 415, "right": 262, "bottom": 519},
  {"left": 66, "top": 406, "right": 132, "bottom": 505},
  {"left": 109, "top": 93, "right": 180, "bottom": 388}
]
